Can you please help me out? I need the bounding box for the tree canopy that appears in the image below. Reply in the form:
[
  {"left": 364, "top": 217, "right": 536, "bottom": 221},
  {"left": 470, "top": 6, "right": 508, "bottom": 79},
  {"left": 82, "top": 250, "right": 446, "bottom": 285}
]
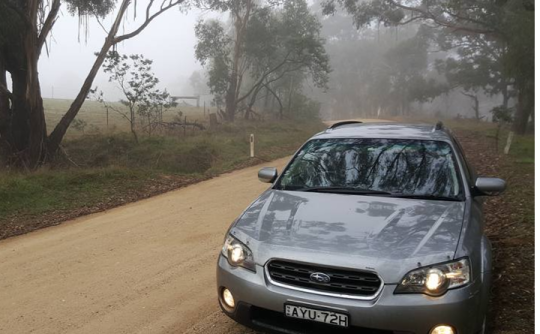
[{"left": 195, "top": 0, "right": 330, "bottom": 120}]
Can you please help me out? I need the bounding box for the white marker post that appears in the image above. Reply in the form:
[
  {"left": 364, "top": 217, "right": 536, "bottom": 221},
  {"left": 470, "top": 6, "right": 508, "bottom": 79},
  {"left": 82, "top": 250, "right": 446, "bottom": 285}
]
[
  {"left": 504, "top": 131, "right": 514, "bottom": 155},
  {"left": 250, "top": 134, "right": 255, "bottom": 158}
]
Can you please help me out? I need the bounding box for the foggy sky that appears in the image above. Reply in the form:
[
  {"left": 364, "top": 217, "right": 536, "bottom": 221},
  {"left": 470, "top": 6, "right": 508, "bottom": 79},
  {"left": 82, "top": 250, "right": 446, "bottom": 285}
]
[{"left": 38, "top": 4, "right": 212, "bottom": 101}]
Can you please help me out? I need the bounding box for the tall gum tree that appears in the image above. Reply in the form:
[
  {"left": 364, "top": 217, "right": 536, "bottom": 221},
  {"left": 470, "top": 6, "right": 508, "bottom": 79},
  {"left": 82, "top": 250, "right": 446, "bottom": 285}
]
[
  {"left": 0, "top": 0, "right": 185, "bottom": 168},
  {"left": 196, "top": 0, "right": 330, "bottom": 120}
]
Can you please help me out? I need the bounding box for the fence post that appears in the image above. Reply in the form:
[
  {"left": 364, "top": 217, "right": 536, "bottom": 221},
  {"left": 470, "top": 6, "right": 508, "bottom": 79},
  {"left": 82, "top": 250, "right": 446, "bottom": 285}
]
[
  {"left": 504, "top": 131, "right": 514, "bottom": 155},
  {"left": 250, "top": 134, "right": 255, "bottom": 158}
]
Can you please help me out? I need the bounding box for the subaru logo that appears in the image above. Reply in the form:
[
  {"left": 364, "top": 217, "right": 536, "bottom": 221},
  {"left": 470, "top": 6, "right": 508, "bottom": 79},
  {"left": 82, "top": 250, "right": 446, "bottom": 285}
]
[{"left": 310, "top": 272, "right": 331, "bottom": 283}]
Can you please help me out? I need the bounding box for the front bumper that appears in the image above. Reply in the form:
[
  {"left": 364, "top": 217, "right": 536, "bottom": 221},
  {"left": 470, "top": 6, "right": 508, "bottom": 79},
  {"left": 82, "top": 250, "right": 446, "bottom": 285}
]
[{"left": 217, "top": 255, "right": 483, "bottom": 334}]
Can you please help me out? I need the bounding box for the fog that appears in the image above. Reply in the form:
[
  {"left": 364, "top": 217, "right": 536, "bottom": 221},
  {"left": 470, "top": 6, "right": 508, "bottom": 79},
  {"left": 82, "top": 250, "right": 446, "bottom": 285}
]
[
  {"left": 38, "top": 5, "right": 207, "bottom": 100},
  {"left": 35, "top": 1, "right": 511, "bottom": 121}
]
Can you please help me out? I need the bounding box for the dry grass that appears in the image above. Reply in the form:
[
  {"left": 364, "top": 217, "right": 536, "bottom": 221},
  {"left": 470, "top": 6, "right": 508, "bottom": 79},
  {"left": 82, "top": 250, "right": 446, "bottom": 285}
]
[{"left": 44, "top": 98, "right": 214, "bottom": 136}]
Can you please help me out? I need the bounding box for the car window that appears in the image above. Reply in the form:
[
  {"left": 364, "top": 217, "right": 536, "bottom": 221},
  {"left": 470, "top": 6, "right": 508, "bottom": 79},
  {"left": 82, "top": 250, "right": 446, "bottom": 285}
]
[
  {"left": 277, "top": 138, "right": 462, "bottom": 199},
  {"left": 451, "top": 137, "right": 476, "bottom": 185}
]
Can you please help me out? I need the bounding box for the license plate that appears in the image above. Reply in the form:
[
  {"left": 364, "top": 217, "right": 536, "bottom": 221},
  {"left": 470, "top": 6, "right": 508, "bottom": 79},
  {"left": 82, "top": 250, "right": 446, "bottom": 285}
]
[{"left": 284, "top": 304, "right": 349, "bottom": 328}]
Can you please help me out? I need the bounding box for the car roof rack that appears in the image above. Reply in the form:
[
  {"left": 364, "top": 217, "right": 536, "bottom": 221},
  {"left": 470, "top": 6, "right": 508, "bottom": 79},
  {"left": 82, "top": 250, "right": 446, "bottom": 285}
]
[
  {"left": 328, "top": 120, "right": 363, "bottom": 130},
  {"left": 433, "top": 121, "right": 444, "bottom": 131}
]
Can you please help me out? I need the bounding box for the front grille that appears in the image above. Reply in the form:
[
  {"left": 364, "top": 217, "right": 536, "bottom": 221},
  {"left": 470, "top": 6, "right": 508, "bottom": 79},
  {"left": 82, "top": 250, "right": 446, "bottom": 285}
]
[{"left": 267, "top": 260, "right": 382, "bottom": 298}]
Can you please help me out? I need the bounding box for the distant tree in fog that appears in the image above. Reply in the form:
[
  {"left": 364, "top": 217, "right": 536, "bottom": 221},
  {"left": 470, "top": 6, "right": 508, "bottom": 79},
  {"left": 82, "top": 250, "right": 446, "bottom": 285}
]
[
  {"left": 312, "top": 3, "right": 444, "bottom": 119},
  {"left": 189, "top": 71, "right": 210, "bottom": 96},
  {"left": 322, "top": 0, "right": 534, "bottom": 133}
]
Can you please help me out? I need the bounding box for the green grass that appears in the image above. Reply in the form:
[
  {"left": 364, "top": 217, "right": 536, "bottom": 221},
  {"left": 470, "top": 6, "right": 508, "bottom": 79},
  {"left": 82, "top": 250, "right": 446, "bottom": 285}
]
[
  {"left": 0, "top": 168, "right": 149, "bottom": 217},
  {"left": 437, "top": 119, "right": 534, "bottom": 164},
  {"left": 508, "top": 133, "right": 534, "bottom": 164},
  {"left": 0, "top": 119, "right": 325, "bottom": 221}
]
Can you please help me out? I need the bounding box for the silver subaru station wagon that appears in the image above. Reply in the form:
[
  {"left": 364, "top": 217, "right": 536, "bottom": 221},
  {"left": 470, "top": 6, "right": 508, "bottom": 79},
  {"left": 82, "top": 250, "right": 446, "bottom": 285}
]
[{"left": 217, "top": 121, "right": 506, "bottom": 334}]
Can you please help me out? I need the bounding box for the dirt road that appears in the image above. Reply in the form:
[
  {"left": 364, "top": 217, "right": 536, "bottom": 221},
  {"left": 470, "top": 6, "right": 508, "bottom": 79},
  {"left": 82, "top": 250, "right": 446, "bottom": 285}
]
[
  {"left": 2, "top": 120, "right": 528, "bottom": 334},
  {"left": 0, "top": 158, "right": 291, "bottom": 334}
]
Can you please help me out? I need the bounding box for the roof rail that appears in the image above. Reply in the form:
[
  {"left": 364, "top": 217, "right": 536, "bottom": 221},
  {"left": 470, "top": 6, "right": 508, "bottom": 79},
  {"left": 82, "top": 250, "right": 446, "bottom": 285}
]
[
  {"left": 328, "top": 120, "right": 363, "bottom": 130},
  {"left": 433, "top": 121, "right": 444, "bottom": 131}
]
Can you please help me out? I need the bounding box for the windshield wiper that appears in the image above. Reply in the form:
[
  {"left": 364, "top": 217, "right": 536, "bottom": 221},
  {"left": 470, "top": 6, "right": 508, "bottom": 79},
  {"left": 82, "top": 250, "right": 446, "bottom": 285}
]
[
  {"left": 389, "top": 194, "right": 462, "bottom": 202},
  {"left": 297, "top": 186, "right": 392, "bottom": 195}
]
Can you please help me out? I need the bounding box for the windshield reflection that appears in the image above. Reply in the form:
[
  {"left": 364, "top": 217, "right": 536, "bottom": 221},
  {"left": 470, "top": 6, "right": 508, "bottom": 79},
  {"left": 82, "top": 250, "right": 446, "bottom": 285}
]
[{"left": 276, "top": 139, "right": 462, "bottom": 199}]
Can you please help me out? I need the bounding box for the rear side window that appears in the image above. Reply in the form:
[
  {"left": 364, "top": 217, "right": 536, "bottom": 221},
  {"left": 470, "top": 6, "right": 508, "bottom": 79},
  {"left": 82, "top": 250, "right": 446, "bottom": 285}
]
[{"left": 451, "top": 137, "right": 476, "bottom": 186}]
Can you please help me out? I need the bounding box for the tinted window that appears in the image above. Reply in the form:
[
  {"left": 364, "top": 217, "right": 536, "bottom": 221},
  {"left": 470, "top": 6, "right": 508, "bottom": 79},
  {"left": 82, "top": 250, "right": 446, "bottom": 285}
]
[
  {"left": 277, "top": 139, "right": 462, "bottom": 198},
  {"left": 451, "top": 137, "right": 476, "bottom": 185}
]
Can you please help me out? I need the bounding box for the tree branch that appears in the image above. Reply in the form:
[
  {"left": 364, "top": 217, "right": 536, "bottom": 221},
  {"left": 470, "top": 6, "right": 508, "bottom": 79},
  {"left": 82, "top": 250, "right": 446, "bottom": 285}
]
[
  {"left": 262, "top": 81, "right": 284, "bottom": 117},
  {"left": 236, "top": 51, "right": 293, "bottom": 103},
  {"left": 48, "top": 0, "right": 185, "bottom": 153},
  {"left": 114, "top": 0, "right": 184, "bottom": 44},
  {"left": 37, "top": 0, "right": 61, "bottom": 55},
  {"left": 387, "top": 0, "right": 500, "bottom": 36}
]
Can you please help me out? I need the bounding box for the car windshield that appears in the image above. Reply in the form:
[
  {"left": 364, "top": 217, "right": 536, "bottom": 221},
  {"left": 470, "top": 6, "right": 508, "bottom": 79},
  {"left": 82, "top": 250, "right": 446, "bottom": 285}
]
[{"left": 276, "top": 138, "right": 462, "bottom": 199}]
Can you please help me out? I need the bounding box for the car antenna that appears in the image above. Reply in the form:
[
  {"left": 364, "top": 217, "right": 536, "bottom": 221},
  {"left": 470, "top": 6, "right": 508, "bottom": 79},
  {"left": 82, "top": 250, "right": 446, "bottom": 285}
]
[{"left": 433, "top": 121, "right": 444, "bottom": 131}]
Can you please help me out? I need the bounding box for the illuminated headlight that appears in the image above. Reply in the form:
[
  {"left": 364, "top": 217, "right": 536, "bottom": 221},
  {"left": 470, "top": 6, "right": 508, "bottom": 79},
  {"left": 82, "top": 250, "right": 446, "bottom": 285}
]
[
  {"left": 221, "top": 235, "right": 256, "bottom": 272},
  {"left": 430, "top": 325, "right": 455, "bottom": 334},
  {"left": 395, "top": 258, "right": 470, "bottom": 296}
]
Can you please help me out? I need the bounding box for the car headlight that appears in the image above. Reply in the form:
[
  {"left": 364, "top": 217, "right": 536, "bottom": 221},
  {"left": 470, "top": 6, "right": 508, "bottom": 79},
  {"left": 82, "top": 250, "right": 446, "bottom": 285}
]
[
  {"left": 395, "top": 258, "right": 470, "bottom": 296},
  {"left": 221, "top": 235, "right": 256, "bottom": 272}
]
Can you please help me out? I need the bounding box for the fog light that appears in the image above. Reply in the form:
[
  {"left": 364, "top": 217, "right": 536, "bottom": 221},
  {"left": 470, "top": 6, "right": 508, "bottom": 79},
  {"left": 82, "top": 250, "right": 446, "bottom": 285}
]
[
  {"left": 222, "top": 288, "right": 235, "bottom": 308},
  {"left": 430, "top": 325, "right": 455, "bottom": 334}
]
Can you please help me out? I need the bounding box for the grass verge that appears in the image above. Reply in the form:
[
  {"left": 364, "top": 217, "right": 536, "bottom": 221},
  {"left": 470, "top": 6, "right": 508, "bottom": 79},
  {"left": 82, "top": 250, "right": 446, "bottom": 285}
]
[
  {"left": 0, "top": 120, "right": 325, "bottom": 240},
  {"left": 448, "top": 121, "right": 533, "bottom": 333}
]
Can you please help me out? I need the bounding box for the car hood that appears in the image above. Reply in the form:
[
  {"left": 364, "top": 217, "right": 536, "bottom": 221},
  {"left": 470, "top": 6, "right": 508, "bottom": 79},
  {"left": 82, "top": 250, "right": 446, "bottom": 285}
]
[{"left": 231, "top": 190, "right": 466, "bottom": 284}]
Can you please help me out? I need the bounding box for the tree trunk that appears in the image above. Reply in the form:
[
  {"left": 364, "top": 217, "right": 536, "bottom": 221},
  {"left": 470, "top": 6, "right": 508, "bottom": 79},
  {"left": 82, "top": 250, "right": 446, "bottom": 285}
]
[
  {"left": 225, "top": 19, "right": 244, "bottom": 122},
  {"left": 224, "top": 1, "right": 253, "bottom": 122},
  {"left": 47, "top": 37, "right": 116, "bottom": 154},
  {"left": 473, "top": 96, "right": 480, "bottom": 120},
  {"left": 264, "top": 83, "right": 283, "bottom": 120},
  {"left": 225, "top": 74, "right": 238, "bottom": 122},
  {"left": 0, "top": 14, "right": 47, "bottom": 168},
  {"left": 1, "top": 0, "right": 181, "bottom": 168},
  {"left": 461, "top": 91, "right": 481, "bottom": 121},
  {"left": 512, "top": 82, "right": 533, "bottom": 134},
  {"left": 24, "top": 20, "right": 48, "bottom": 168},
  {"left": 287, "top": 76, "right": 294, "bottom": 114},
  {"left": 48, "top": 0, "right": 130, "bottom": 155},
  {"left": 129, "top": 105, "right": 138, "bottom": 143},
  {"left": 501, "top": 82, "right": 509, "bottom": 109}
]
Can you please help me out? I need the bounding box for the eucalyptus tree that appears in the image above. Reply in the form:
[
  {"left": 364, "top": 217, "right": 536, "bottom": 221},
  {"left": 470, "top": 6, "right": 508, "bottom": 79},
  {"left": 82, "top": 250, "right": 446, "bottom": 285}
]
[
  {"left": 322, "top": 0, "right": 534, "bottom": 133},
  {"left": 0, "top": 0, "right": 186, "bottom": 168},
  {"left": 195, "top": 0, "right": 330, "bottom": 120},
  {"left": 196, "top": 0, "right": 258, "bottom": 121}
]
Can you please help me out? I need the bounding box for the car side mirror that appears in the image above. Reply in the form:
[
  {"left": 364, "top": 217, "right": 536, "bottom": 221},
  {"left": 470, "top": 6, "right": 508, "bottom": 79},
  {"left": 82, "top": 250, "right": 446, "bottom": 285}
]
[
  {"left": 258, "top": 167, "right": 278, "bottom": 183},
  {"left": 474, "top": 177, "right": 506, "bottom": 196}
]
